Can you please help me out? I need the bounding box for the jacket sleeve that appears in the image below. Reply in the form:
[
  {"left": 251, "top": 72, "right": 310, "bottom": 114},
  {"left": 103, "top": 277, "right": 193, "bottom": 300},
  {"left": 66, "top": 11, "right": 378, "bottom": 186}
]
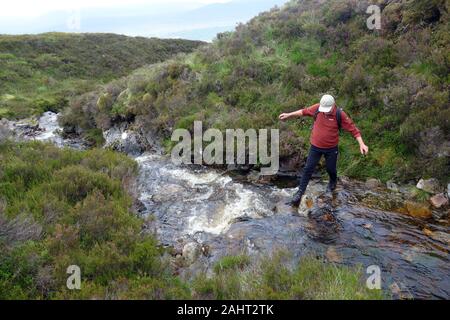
[
  {"left": 302, "top": 103, "right": 320, "bottom": 117},
  {"left": 341, "top": 111, "right": 361, "bottom": 139}
]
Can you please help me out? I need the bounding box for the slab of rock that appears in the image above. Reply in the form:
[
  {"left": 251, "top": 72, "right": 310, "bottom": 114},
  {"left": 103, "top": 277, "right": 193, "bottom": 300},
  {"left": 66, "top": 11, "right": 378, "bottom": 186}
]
[
  {"left": 405, "top": 201, "right": 432, "bottom": 219},
  {"left": 416, "top": 178, "right": 441, "bottom": 194},
  {"left": 365, "top": 178, "right": 382, "bottom": 189},
  {"left": 326, "top": 246, "right": 342, "bottom": 263},
  {"left": 386, "top": 180, "right": 399, "bottom": 192},
  {"left": 103, "top": 125, "right": 149, "bottom": 156},
  {"left": 429, "top": 193, "right": 448, "bottom": 209}
]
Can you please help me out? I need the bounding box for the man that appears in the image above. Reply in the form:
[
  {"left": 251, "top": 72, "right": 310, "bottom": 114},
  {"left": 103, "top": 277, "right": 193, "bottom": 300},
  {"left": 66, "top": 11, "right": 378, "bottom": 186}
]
[{"left": 279, "top": 94, "right": 369, "bottom": 207}]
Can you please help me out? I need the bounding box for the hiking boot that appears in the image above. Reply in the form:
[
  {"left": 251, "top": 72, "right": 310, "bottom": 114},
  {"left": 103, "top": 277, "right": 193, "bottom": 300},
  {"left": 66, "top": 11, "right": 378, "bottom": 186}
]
[
  {"left": 326, "top": 180, "right": 337, "bottom": 193},
  {"left": 285, "top": 190, "right": 304, "bottom": 207}
]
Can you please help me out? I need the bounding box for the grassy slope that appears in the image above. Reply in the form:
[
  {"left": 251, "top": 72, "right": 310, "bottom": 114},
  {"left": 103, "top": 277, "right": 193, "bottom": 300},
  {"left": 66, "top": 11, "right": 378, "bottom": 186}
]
[
  {"left": 0, "top": 33, "right": 204, "bottom": 119},
  {"left": 61, "top": 0, "right": 449, "bottom": 183},
  {"left": 0, "top": 141, "right": 381, "bottom": 299}
]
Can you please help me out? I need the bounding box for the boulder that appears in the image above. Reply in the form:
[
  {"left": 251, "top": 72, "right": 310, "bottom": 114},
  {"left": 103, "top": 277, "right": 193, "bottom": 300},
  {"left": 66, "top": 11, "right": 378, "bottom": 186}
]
[
  {"left": 247, "top": 170, "right": 273, "bottom": 184},
  {"left": 405, "top": 201, "right": 432, "bottom": 219},
  {"left": 429, "top": 193, "right": 448, "bottom": 209},
  {"left": 386, "top": 180, "right": 399, "bottom": 192},
  {"left": 416, "top": 178, "right": 441, "bottom": 194},
  {"left": 103, "top": 125, "right": 148, "bottom": 155},
  {"left": 297, "top": 194, "right": 314, "bottom": 216},
  {"left": 365, "top": 178, "right": 382, "bottom": 189}
]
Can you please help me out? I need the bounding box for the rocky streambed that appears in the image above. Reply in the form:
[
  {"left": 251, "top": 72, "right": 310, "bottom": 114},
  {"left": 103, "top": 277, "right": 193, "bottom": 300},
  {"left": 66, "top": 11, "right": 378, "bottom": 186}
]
[{"left": 3, "top": 112, "right": 449, "bottom": 299}]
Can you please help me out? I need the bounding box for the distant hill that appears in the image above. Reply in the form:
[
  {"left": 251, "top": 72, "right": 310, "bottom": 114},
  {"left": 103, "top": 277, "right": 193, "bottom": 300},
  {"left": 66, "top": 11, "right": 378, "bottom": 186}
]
[
  {"left": 0, "top": 33, "right": 204, "bottom": 118},
  {"left": 61, "top": 0, "right": 449, "bottom": 183},
  {"left": 0, "top": 0, "right": 288, "bottom": 41}
]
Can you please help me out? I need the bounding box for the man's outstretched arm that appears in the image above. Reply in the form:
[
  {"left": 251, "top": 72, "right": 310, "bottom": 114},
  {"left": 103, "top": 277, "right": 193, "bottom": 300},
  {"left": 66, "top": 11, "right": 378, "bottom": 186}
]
[
  {"left": 279, "top": 104, "right": 319, "bottom": 121},
  {"left": 279, "top": 109, "right": 303, "bottom": 121}
]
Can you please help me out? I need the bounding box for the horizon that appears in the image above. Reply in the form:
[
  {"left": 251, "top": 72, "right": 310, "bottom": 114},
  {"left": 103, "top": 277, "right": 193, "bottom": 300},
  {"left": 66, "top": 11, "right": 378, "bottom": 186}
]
[{"left": 0, "top": 0, "right": 288, "bottom": 42}]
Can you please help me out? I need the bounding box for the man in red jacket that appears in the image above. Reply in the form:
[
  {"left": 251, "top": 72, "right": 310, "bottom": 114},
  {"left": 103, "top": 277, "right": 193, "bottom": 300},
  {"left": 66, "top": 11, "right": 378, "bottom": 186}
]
[{"left": 279, "top": 94, "right": 369, "bottom": 207}]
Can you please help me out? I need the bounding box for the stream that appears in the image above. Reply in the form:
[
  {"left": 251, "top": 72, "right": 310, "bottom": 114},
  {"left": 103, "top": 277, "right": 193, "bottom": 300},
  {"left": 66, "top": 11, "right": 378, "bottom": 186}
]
[{"left": 6, "top": 112, "right": 449, "bottom": 299}]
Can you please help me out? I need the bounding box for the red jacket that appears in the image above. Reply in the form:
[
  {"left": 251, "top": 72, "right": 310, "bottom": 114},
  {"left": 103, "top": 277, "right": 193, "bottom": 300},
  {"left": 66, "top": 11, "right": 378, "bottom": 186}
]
[{"left": 302, "top": 104, "right": 361, "bottom": 149}]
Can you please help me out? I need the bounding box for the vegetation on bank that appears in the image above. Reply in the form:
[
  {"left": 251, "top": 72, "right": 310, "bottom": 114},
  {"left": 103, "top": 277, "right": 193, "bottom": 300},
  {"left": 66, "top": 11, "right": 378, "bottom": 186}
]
[
  {"left": 0, "top": 140, "right": 186, "bottom": 299},
  {"left": 0, "top": 141, "right": 382, "bottom": 299},
  {"left": 60, "top": 0, "right": 449, "bottom": 183},
  {"left": 193, "top": 253, "right": 384, "bottom": 300},
  {"left": 0, "top": 33, "right": 204, "bottom": 119}
]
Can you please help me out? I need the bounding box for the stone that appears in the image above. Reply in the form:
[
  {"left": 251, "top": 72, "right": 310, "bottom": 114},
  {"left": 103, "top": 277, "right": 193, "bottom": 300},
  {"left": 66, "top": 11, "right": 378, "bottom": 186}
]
[
  {"left": 297, "top": 195, "right": 314, "bottom": 216},
  {"left": 103, "top": 125, "right": 148, "bottom": 156},
  {"left": 422, "top": 228, "right": 434, "bottom": 237},
  {"left": 447, "top": 183, "right": 450, "bottom": 199},
  {"left": 405, "top": 201, "right": 432, "bottom": 219},
  {"left": 365, "top": 178, "right": 381, "bottom": 189},
  {"left": 386, "top": 180, "right": 399, "bottom": 192},
  {"left": 326, "top": 246, "right": 342, "bottom": 263},
  {"left": 182, "top": 242, "right": 201, "bottom": 265},
  {"left": 429, "top": 193, "right": 448, "bottom": 208},
  {"left": 363, "top": 223, "right": 372, "bottom": 230},
  {"left": 152, "top": 184, "right": 185, "bottom": 202},
  {"left": 416, "top": 178, "right": 441, "bottom": 194}
]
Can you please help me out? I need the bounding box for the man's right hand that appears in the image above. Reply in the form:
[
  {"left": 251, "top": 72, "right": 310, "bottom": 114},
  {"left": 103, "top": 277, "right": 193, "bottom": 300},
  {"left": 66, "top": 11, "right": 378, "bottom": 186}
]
[{"left": 279, "top": 113, "right": 290, "bottom": 121}]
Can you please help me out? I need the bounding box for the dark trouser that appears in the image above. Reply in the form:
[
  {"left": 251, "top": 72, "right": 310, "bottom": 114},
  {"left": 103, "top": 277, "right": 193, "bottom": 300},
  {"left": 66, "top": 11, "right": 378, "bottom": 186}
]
[{"left": 297, "top": 145, "right": 338, "bottom": 193}]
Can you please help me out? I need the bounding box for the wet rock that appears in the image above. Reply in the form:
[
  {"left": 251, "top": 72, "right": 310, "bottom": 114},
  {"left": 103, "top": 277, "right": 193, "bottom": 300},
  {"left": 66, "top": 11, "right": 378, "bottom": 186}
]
[
  {"left": 247, "top": 170, "right": 273, "bottom": 184},
  {"left": 152, "top": 184, "right": 185, "bottom": 202},
  {"left": 429, "top": 193, "right": 448, "bottom": 209},
  {"left": 416, "top": 178, "right": 441, "bottom": 194},
  {"left": 3, "top": 117, "right": 42, "bottom": 140},
  {"left": 132, "top": 198, "right": 147, "bottom": 214},
  {"left": 365, "top": 178, "right": 382, "bottom": 189},
  {"left": 230, "top": 215, "right": 252, "bottom": 223},
  {"left": 0, "top": 119, "right": 12, "bottom": 141},
  {"left": 386, "top": 180, "right": 399, "bottom": 192},
  {"left": 297, "top": 195, "right": 314, "bottom": 216},
  {"left": 405, "top": 201, "right": 432, "bottom": 219},
  {"left": 326, "top": 246, "right": 342, "bottom": 263},
  {"left": 363, "top": 223, "right": 372, "bottom": 230},
  {"left": 103, "top": 124, "right": 149, "bottom": 155},
  {"left": 201, "top": 245, "right": 210, "bottom": 257},
  {"left": 429, "top": 231, "right": 450, "bottom": 245},
  {"left": 389, "top": 282, "right": 414, "bottom": 300},
  {"left": 182, "top": 242, "right": 201, "bottom": 265},
  {"left": 338, "top": 175, "right": 351, "bottom": 186}
]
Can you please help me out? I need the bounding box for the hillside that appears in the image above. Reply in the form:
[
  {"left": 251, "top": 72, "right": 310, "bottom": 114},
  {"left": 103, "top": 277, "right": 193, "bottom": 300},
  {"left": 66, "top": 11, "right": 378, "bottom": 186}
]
[
  {"left": 0, "top": 33, "right": 204, "bottom": 118},
  {"left": 61, "top": 0, "right": 449, "bottom": 183}
]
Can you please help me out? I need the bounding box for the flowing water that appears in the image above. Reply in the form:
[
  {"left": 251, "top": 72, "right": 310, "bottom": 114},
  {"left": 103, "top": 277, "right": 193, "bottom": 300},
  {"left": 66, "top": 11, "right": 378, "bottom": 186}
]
[{"left": 13, "top": 112, "right": 450, "bottom": 299}]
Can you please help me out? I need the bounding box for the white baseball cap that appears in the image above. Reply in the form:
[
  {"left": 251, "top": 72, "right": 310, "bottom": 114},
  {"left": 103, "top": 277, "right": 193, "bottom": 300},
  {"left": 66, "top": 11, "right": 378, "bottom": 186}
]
[{"left": 319, "top": 94, "right": 335, "bottom": 112}]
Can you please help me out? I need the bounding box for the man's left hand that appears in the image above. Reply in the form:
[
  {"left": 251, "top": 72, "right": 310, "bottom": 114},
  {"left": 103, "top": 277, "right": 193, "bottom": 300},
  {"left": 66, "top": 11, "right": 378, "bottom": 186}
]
[{"left": 360, "top": 144, "right": 369, "bottom": 155}]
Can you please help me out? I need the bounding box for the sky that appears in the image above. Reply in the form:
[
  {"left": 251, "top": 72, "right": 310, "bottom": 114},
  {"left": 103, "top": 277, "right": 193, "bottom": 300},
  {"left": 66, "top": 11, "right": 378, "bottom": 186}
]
[
  {"left": 0, "top": 0, "right": 227, "bottom": 17},
  {"left": 0, "top": 0, "right": 288, "bottom": 41}
]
